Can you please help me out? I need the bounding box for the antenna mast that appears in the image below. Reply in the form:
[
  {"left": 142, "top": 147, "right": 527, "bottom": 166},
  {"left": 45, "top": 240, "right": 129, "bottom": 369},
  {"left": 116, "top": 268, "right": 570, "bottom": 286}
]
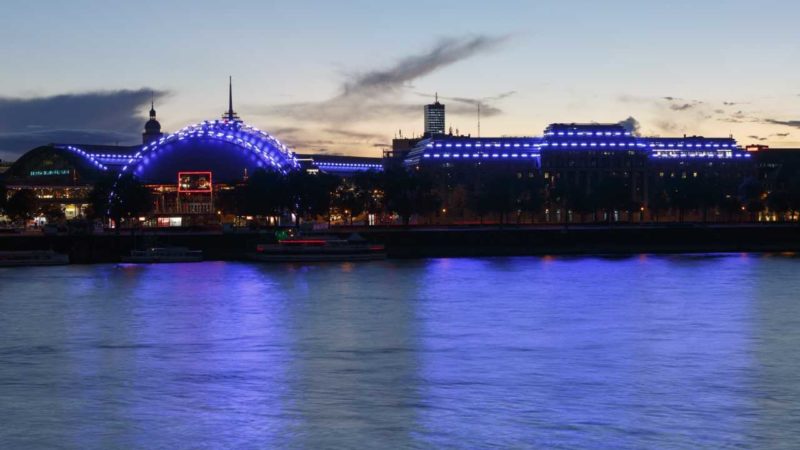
[{"left": 477, "top": 103, "right": 481, "bottom": 138}]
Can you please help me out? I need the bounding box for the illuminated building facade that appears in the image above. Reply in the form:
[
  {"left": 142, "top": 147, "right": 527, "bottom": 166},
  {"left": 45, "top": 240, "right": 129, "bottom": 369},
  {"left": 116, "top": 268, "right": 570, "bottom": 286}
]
[
  {"left": 3, "top": 81, "right": 382, "bottom": 223},
  {"left": 3, "top": 86, "right": 758, "bottom": 223},
  {"left": 403, "top": 122, "right": 754, "bottom": 208}
]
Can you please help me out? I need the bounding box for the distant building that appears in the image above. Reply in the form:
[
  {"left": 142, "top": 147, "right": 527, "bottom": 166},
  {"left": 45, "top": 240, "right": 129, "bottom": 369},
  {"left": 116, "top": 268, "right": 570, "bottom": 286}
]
[{"left": 423, "top": 94, "right": 445, "bottom": 137}]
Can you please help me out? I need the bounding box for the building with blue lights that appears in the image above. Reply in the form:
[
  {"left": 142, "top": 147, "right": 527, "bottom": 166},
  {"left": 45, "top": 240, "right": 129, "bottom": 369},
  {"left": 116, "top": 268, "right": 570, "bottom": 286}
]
[
  {"left": 400, "top": 122, "right": 754, "bottom": 214},
  {"left": 3, "top": 81, "right": 382, "bottom": 220},
  {"left": 3, "top": 89, "right": 760, "bottom": 223}
]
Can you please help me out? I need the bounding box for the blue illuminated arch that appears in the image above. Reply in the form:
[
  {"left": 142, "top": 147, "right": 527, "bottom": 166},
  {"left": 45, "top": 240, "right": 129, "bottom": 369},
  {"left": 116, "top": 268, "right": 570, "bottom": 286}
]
[
  {"left": 54, "top": 145, "right": 110, "bottom": 172},
  {"left": 118, "top": 119, "right": 299, "bottom": 178},
  {"left": 109, "top": 119, "right": 299, "bottom": 206}
]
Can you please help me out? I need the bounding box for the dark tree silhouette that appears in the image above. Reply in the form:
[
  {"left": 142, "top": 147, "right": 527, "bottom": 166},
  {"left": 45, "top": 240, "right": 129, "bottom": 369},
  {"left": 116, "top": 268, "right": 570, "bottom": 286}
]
[
  {"left": 86, "top": 175, "right": 116, "bottom": 220},
  {"left": 738, "top": 176, "right": 764, "bottom": 222},
  {"left": 0, "top": 181, "right": 6, "bottom": 213},
  {"left": 41, "top": 204, "right": 65, "bottom": 224},
  {"left": 287, "top": 170, "right": 340, "bottom": 226},
  {"left": 332, "top": 179, "right": 366, "bottom": 225},
  {"left": 5, "top": 189, "right": 38, "bottom": 223},
  {"left": 382, "top": 167, "right": 440, "bottom": 225},
  {"left": 108, "top": 174, "right": 154, "bottom": 226},
  {"left": 351, "top": 170, "right": 384, "bottom": 218},
  {"left": 243, "top": 169, "right": 289, "bottom": 218}
]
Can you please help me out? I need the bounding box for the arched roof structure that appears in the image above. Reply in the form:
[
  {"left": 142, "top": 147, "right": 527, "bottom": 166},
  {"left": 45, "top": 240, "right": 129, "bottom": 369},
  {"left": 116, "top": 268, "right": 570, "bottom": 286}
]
[{"left": 116, "top": 119, "right": 300, "bottom": 185}]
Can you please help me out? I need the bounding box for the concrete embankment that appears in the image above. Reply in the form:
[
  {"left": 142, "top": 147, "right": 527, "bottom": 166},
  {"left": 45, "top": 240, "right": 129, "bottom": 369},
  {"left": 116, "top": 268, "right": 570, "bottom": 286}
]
[
  {"left": 1, "top": 224, "right": 799, "bottom": 263},
  {"left": 359, "top": 224, "right": 800, "bottom": 257}
]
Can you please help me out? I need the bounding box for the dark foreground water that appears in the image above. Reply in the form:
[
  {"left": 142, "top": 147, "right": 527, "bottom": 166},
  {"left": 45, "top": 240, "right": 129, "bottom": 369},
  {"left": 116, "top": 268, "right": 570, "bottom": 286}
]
[{"left": 1, "top": 255, "right": 799, "bottom": 449}]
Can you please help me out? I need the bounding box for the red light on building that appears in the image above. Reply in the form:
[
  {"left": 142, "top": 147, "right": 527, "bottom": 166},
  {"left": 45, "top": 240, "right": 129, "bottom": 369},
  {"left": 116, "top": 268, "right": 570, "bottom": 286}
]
[
  {"left": 177, "top": 171, "right": 213, "bottom": 193},
  {"left": 746, "top": 145, "right": 769, "bottom": 152}
]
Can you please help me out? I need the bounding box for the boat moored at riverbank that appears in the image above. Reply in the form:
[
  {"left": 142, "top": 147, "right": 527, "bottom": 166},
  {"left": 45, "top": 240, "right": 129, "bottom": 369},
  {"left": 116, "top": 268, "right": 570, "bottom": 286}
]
[{"left": 251, "top": 234, "right": 386, "bottom": 262}]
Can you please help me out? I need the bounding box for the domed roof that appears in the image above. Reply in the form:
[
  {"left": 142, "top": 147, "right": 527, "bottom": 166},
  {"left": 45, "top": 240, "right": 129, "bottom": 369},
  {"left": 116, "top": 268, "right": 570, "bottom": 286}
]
[
  {"left": 145, "top": 118, "right": 161, "bottom": 133},
  {"left": 144, "top": 100, "right": 161, "bottom": 133},
  {"left": 126, "top": 120, "right": 300, "bottom": 185}
]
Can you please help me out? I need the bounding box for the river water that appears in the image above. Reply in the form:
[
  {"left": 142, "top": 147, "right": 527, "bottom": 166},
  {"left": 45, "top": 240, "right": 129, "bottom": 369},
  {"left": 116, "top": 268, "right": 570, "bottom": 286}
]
[{"left": 1, "top": 255, "right": 799, "bottom": 449}]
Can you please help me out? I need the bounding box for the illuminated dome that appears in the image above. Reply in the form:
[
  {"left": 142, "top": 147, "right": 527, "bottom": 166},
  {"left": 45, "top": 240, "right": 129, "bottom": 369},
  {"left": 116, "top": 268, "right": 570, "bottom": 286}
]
[{"left": 118, "top": 119, "right": 299, "bottom": 185}]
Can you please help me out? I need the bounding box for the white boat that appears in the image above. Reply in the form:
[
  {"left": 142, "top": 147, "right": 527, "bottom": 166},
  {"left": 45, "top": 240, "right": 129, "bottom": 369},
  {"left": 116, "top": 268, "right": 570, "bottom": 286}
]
[
  {"left": 121, "top": 247, "right": 203, "bottom": 263},
  {"left": 0, "top": 250, "right": 70, "bottom": 267},
  {"left": 251, "top": 234, "right": 386, "bottom": 262}
]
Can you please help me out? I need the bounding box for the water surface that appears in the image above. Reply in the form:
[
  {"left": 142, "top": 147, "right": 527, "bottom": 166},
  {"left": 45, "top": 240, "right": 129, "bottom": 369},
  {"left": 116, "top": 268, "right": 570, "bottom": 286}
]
[{"left": 1, "top": 255, "right": 799, "bottom": 448}]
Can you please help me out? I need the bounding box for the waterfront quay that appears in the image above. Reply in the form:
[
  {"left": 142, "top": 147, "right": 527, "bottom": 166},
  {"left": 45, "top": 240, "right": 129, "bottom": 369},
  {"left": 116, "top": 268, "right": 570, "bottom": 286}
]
[{"left": 1, "top": 223, "right": 799, "bottom": 263}]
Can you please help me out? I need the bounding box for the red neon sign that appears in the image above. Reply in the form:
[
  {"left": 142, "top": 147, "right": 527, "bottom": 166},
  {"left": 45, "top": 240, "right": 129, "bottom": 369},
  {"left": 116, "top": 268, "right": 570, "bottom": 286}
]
[{"left": 178, "top": 171, "right": 213, "bottom": 193}]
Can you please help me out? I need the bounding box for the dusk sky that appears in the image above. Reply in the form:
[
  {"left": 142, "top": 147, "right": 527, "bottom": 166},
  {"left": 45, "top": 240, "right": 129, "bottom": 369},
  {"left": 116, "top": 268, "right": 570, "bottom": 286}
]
[{"left": 1, "top": 0, "right": 799, "bottom": 160}]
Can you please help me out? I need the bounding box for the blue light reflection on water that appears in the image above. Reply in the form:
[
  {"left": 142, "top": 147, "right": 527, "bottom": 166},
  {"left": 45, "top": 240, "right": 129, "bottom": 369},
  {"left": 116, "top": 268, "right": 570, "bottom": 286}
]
[{"left": 0, "top": 254, "right": 799, "bottom": 448}]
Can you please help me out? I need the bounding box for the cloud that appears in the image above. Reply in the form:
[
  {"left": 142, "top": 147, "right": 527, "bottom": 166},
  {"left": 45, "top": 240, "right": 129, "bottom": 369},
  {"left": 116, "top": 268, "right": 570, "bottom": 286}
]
[
  {"left": 417, "top": 91, "right": 516, "bottom": 118},
  {"left": 262, "top": 34, "right": 510, "bottom": 124},
  {"left": 322, "top": 128, "right": 386, "bottom": 141},
  {"left": 670, "top": 103, "right": 695, "bottom": 111},
  {"left": 748, "top": 135, "right": 767, "bottom": 141},
  {"left": 0, "top": 88, "right": 167, "bottom": 157},
  {"left": 661, "top": 96, "right": 703, "bottom": 112},
  {"left": 764, "top": 119, "right": 800, "bottom": 129},
  {"left": 773, "top": 132, "right": 791, "bottom": 137},
  {"left": 247, "top": 35, "right": 511, "bottom": 155},
  {"left": 617, "top": 116, "right": 641, "bottom": 135},
  {"left": 270, "top": 126, "right": 303, "bottom": 135},
  {"left": 343, "top": 35, "right": 509, "bottom": 96},
  {"left": 719, "top": 110, "right": 750, "bottom": 123}
]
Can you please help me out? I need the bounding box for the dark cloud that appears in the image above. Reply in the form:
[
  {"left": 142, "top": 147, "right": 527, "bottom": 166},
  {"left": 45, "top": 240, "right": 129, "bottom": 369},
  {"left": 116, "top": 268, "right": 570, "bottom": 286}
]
[
  {"left": 322, "top": 128, "right": 386, "bottom": 141},
  {"left": 416, "top": 91, "right": 516, "bottom": 118},
  {"left": 261, "top": 34, "right": 510, "bottom": 124},
  {"left": 670, "top": 103, "right": 695, "bottom": 111},
  {"left": 748, "top": 135, "right": 767, "bottom": 141},
  {"left": 661, "top": 96, "right": 703, "bottom": 112},
  {"left": 723, "top": 101, "right": 738, "bottom": 106},
  {"left": 773, "top": 132, "right": 791, "bottom": 137},
  {"left": 270, "top": 126, "right": 303, "bottom": 136},
  {"left": 0, "top": 88, "right": 167, "bottom": 157},
  {"left": 719, "top": 110, "right": 749, "bottom": 123},
  {"left": 617, "top": 116, "right": 641, "bottom": 135},
  {"left": 343, "top": 35, "right": 509, "bottom": 96},
  {"left": 764, "top": 119, "right": 800, "bottom": 129}
]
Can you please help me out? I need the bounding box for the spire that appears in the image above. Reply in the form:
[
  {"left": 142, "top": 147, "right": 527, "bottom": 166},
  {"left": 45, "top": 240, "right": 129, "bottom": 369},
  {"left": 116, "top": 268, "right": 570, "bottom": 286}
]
[
  {"left": 223, "top": 76, "right": 240, "bottom": 122},
  {"left": 435, "top": 92, "right": 438, "bottom": 104},
  {"left": 228, "top": 76, "right": 233, "bottom": 120},
  {"left": 149, "top": 93, "right": 156, "bottom": 119}
]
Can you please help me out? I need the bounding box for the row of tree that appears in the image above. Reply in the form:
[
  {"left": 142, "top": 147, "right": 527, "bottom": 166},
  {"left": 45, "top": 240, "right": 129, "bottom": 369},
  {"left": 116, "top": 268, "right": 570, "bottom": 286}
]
[
  {"left": 4, "top": 167, "right": 799, "bottom": 227},
  {"left": 0, "top": 185, "right": 65, "bottom": 224},
  {"left": 217, "top": 167, "right": 441, "bottom": 226}
]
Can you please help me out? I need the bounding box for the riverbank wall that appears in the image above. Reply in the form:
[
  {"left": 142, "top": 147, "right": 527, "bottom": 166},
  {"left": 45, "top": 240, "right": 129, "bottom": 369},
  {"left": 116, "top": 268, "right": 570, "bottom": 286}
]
[{"left": 1, "top": 224, "right": 798, "bottom": 263}]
